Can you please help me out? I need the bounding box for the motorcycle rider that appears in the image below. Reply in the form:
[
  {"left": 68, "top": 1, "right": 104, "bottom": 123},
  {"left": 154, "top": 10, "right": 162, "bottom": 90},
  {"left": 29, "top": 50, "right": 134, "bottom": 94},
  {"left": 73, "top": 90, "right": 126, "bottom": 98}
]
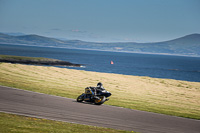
[
  {"left": 92, "top": 82, "right": 105, "bottom": 99},
  {"left": 96, "top": 82, "right": 105, "bottom": 90}
]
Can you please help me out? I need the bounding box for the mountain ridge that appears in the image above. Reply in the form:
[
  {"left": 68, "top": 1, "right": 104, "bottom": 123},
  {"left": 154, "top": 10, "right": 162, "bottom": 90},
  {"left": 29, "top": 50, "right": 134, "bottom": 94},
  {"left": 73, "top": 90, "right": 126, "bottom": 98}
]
[{"left": 0, "top": 33, "right": 200, "bottom": 56}]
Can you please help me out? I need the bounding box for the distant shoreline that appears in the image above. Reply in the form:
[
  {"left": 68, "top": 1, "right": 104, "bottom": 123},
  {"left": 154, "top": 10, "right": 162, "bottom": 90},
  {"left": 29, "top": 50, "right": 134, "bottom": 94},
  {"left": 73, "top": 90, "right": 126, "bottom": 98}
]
[
  {"left": 0, "top": 54, "right": 82, "bottom": 67},
  {"left": 1, "top": 43, "right": 200, "bottom": 58}
]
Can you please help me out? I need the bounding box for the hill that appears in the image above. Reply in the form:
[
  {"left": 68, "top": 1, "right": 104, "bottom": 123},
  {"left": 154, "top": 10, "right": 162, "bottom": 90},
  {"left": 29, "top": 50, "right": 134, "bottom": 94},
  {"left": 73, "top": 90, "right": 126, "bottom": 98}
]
[{"left": 0, "top": 33, "right": 200, "bottom": 56}]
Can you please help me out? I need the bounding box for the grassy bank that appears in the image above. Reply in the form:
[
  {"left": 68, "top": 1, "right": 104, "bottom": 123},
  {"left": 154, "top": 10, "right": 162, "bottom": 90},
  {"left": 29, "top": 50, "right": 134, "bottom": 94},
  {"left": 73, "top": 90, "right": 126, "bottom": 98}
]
[
  {"left": 0, "top": 63, "right": 200, "bottom": 119},
  {"left": 0, "top": 112, "right": 133, "bottom": 133}
]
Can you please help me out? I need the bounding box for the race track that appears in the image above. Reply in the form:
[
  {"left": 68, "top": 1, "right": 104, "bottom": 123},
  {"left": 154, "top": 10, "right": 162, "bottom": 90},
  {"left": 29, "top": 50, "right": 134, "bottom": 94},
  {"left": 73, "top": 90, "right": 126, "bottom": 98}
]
[{"left": 0, "top": 86, "right": 199, "bottom": 133}]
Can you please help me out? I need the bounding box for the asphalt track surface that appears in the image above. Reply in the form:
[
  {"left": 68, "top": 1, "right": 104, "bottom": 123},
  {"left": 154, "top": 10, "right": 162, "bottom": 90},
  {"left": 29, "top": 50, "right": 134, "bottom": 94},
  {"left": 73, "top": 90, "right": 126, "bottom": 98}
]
[{"left": 0, "top": 86, "right": 200, "bottom": 133}]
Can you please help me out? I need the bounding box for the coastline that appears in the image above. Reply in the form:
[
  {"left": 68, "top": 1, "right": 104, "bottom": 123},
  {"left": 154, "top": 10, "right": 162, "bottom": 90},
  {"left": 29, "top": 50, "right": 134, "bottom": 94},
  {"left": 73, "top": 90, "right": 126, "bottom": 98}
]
[
  {"left": 1, "top": 43, "right": 200, "bottom": 82},
  {"left": 0, "top": 55, "right": 81, "bottom": 67},
  {"left": 1, "top": 43, "right": 200, "bottom": 58}
]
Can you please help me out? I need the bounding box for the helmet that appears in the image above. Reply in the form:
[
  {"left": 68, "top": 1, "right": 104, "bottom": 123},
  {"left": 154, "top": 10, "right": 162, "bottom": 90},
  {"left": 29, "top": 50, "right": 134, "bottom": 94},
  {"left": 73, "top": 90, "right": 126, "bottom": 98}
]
[{"left": 97, "top": 82, "right": 103, "bottom": 87}]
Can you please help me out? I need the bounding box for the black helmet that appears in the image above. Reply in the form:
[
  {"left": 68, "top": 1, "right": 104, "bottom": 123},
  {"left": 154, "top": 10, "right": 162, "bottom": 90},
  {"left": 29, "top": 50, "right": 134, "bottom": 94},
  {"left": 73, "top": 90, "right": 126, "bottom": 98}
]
[{"left": 97, "top": 82, "right": 103, "bottom": 87}]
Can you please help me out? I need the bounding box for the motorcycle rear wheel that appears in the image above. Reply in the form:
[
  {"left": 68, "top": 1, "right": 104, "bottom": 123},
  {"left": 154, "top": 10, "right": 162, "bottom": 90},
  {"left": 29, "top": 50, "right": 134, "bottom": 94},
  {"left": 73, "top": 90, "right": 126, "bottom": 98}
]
[
  {"left": 94, "top": 96, "right": 106, "bottom": 105},
  {"left": 77, "top": 95, "right": 84, "bottom": 102}
]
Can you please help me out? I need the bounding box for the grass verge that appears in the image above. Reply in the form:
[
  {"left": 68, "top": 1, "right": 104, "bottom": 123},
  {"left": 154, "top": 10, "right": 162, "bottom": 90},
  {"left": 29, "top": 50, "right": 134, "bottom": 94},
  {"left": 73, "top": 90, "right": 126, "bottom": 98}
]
[
  {"left": 0, "top": 63, "right": 200, "bottom": 119},
  {"left": 0, "top": 112, "right": 134, "bottom": 133}
]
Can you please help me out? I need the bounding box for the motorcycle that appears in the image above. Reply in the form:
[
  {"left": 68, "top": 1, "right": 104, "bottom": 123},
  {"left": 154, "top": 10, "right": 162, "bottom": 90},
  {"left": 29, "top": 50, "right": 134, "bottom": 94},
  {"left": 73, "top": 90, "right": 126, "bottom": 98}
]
[{"left": 77, "top": 87, "right": 111, "bottom": 105}]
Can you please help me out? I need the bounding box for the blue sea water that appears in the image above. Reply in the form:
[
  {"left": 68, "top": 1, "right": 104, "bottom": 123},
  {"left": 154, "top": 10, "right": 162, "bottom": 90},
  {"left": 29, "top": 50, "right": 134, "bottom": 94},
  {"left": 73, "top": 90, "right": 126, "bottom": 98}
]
[{"left": 0, "top": 44, "right": 200, "bottom": 82}]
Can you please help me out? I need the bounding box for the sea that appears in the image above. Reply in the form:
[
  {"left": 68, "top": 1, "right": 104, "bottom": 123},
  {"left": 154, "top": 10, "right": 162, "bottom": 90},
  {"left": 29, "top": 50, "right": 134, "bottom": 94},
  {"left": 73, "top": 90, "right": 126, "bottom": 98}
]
[{"left": 0, "top": 44, "right": 200, "bottom": 82}]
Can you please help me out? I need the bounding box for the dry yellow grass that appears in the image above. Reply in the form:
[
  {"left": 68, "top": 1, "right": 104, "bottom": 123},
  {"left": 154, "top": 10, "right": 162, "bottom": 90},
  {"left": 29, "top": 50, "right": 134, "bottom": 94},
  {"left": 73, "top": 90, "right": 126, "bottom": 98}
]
[{"left": 0, "top": 63, "right": 200, "bottom": 119}]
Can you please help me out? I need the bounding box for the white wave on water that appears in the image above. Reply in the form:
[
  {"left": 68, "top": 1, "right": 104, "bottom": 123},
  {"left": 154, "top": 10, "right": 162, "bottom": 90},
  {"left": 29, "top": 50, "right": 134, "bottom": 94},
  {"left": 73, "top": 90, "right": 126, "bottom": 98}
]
[{"left": 80, "top": 65, "right": 86, "bottom": 68}]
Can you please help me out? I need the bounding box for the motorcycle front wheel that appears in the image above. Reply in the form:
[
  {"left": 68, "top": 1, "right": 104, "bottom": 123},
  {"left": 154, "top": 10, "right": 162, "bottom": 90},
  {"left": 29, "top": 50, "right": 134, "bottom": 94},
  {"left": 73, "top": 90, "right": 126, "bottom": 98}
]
[
  {"left": 94, "top": 96, "right": 106, "bottom": 105},
  {"left": 77, "top": 95, "right": 84, "bottom": 102}
]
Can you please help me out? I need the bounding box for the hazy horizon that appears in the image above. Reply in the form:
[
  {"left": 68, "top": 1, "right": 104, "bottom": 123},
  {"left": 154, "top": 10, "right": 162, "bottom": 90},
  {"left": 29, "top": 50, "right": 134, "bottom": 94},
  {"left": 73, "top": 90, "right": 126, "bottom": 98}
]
[{"left": 0, "top": 0, "right": 200, "bottom": 43}]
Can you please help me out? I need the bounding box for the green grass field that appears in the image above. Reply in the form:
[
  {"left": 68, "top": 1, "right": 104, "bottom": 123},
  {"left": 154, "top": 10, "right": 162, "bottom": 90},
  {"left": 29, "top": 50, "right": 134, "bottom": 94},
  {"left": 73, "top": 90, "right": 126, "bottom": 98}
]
[
  {"left": 0, "top": 112, "right": 134, "bottom": 133},
  {"left": 0, "top": 63, "right": 200, "bottom": 119}
]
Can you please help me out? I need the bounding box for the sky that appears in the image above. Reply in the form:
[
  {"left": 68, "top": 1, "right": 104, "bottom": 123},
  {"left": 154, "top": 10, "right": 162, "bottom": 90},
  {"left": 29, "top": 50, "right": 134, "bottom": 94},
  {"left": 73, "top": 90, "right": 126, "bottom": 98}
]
[{"left": 0, "top": 0, "right": 200, "bottom": 42}]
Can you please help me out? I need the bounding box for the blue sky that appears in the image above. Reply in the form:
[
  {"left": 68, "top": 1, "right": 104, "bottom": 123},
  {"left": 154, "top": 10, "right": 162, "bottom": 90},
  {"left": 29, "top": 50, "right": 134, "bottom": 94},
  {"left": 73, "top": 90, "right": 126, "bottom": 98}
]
[{"left": 0, "top": 0, "right": 200, "bottom": 42}]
